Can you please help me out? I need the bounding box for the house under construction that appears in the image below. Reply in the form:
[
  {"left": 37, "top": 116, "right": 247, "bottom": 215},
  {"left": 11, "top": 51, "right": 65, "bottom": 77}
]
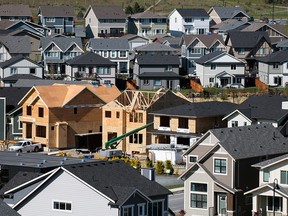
[{"left": 102, "top": 88, "right": 189, "bottom": 154}]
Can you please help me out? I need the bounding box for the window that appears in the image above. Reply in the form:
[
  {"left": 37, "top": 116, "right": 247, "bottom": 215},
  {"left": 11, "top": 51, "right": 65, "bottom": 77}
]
[
  {"left": 190, "top": 48, "right": 201, "bottom": 54},
  {"left": 19, "top": 121, "right": 23, "bottom": 129},
  {"left": 129, "top": 112, "right": 143, "bottom": 123},
  {"left": 103, "top": 51, "right": 108, "bottom": 58},
  {"left": 197, "top": 28, "right": 205, "bottom": 34},
  {"left": 273, "top": 63, "right": 279, "bottom": 69},
  {"left": 138, "top": 204, "right": 146, "bottom": 216},
  {"left": 129, "top": 133, "right": 143, "bottom": 144},
  {"left": 152, "top": 200, "right": 163, "bottom": 216},
  {"left": 30, "top": 68, "right": 36, "bottom": 74},
  {"left": 47, "top": 52, "right": 59, "bottom": 58},
  {"left": 281, "top": 170, "right": 288, "bottom": 184},
  {"left": 51, "top": 126, "right": 54, "bottom": 131},
  {"left": 116, "top": 111, "right": 120, "bottom": 118},
  {"left": 154, "top": 80, "right": 161, "bottom": 86},
  {"left": 210, "top": 64, "right": 216, "bottom": 70},
  {"left": 201, "top": 18, "right": 205, "bottom": 21},
  {"left": 189, "top": 155, "right": 198, "bottom": 163},
  {"left": 190, "top": 183, "right": 207, "bottom": 209},
  {"left": 178, "top": 117, "right": 188, "bottom": 128},
  {"left": 97, "top": 67, "right": 110, "bottom": 75},
  {"left": 53, "top": 201, "right": 72, "bottom": 211},
  {"left": 10, "top": 68, "right": 17, "bottom": 75},
  {"left": 263, "top": 169, "right": 269, "bottom": 182},
  {"left": 185, "top": 18, "right": 192, "bottom": 22},
  {"left": 231, "top": 121, "right": 238, "bottom": 127},
  {"left": 26, "top": 106, "right": 32, "bottom": 115},
  {"left": 78, "top": 66, "right": 85, "bottom": 72},
  {"left": 74, "top": 108, "right": 77, "bottom": 114},
  {"left": 268, "top": 196, "right": 282, "bottom": 211},
  {"left": 165, "top": 65, "right": 173, "bottom": 71},
  {"left": 111, "top": 51, "right": 116, "bottom": 58},
  {"left": 38, "top": 107, "right": 44, "bottom": 117},
  {"left": 238, "top": 48, "right": 245, "bottom": 55},
  {"left": 175, "top": 17, "right": 177, "bottom": 23},
  {"left": 123, "top": 206, "right": 133, "bottom": 216},
  {"left": 36, "top": 125, "right": 46, "bottom": 138},
  {"left": 105, "top": 111, "right": 111, "bottom": 118},
  {"left": 46, "top": 17, "right": 55, "bottom": 22},
  {"left": 274, "top": 77, "right": 282, "bottom": 86},
  {"left": 231, "top": 64, "right": 236, "bottom": 70},
  {"left": 214, "top": 158, "right": 227, "bottom": 174},
  {"left": 143, "top": 80, "right": 149, "bottom": 85},
  {"left": 119, "top": 51, "right": 127, "bottom": 58},
  {"left": 209, "top": 78, "right": 214, "bottom": 83}
]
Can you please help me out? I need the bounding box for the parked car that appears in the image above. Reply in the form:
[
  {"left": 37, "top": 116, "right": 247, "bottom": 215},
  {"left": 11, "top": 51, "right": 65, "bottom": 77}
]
[{"left": 8, "top": 140, "right": 42, "bottom": 153}]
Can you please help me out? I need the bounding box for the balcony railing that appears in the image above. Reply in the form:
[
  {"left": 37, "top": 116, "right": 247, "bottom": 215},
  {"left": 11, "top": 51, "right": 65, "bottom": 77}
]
[{"left": 75, "top": 72, "right": 99, "bottom": 80}]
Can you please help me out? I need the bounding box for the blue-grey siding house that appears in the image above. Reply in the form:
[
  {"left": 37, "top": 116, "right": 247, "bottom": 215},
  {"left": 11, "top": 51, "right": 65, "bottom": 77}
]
[
  {"left": 0, "top": 87, "right": 30, "bottom": 140},
  {"left": 38, "top": 5, "right": 75, "bottom": 35},
  {"left": 134, "top": 54, "right": 181, "bottom": 90}
]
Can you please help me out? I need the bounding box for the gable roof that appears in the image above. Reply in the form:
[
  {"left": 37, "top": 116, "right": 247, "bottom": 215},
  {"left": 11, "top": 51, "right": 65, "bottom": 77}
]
[
  {"left": 88, "top": 5, "right": 127, "bottom": 19},
  {"left": 0, "top": 4, "right": 32, "bottom": 17},
  {"left": 0, "top": 55, "right": 43, "bottom": 69},
  {"left": 211, "top": 124, "right": 288, "bottom": 160},
  {"left": 182, "top": 34, "right": 225, "bottom": 48},
  {"left": 136, "top": 53, "right": 179, "bottom": 65},
  {"left": 0, "top": 35, "right": 31, "bottom": 54},
  {"left": 256, "top": 50, "right": 288, "bottom": 64},
  {"left": 252, "top": 153, "right": 288, "bottom": 169},
  {"left": 0, "top": 199, "right": 20, "bottom": 216},
  {"left": 149, "top": 101, "right": 238, "bottom": 118},
  {"left": 226, "top": 31, "right": 271, "bottom": 48},
  {"left": 66, "top": 52, "right": 116, "bottom": 66},
  {"left": 39, "top": 5, "right": 74, "bottom": 17},
  {"left": 174, "top": 8, "right": 209, "bottom": 18},
  {"left": 40, "top": 36, "right": 83, "bottom": 52},
  {"left": 195, "top": 51, "right": 244, "bottom": 64},
  {"left": 2, "top": 74, "right": 41, "bottom": 82},
  {"left": 131, "top": 11, "right": 167, "bottom": 19},
  {"left": 88, "top": 38, "right": 129, "bottom": 50},
  {"left": 211, "top": 19, "right": 248, "bottom": 32},
  {"left": 209, "top": 6, "right": 249, "bottom": 19},
  {"left": 135, "top": 43, "right": 177, "bottom": 52}
]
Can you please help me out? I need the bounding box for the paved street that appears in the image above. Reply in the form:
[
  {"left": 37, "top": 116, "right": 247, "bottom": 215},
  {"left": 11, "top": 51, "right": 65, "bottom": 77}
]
[{"left": 169, "top": 192, "right": 184, "bottom": 213}]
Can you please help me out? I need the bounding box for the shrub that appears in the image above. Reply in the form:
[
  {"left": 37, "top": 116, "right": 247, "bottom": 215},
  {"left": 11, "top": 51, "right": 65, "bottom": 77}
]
[
  {"left": 121, "top": 157, "right": 131, "bottom": 165},
  {"left": 165, "top": 160, "right": 174, "bottom": 175},
  {"left": 155, "top": 160, "right": 164, "bottom": 175},
  {"left": 131, "top": 157, "right": 141, "bottom": 169},
  {"left": 145, "top": 158, "right": 153, "bottom": 168}
]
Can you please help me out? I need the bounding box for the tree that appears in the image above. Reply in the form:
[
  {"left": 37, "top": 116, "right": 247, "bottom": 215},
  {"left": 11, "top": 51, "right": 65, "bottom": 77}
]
[
  {"left": 125, "top": 5, "right": 133, "bottom": 14},
  {"left": 133, "top": 2, "right": 144, "bottom": 13},
  {"left": 165, "top": 160, "right": 174, "bottom": 175},
  {"left": 155, "top": 160, "right": 164, "bottom": 174}
]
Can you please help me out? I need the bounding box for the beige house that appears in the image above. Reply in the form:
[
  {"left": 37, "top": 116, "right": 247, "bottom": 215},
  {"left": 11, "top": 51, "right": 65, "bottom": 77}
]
[{"left": 19, "top": 84, "right": 120, "bottom": 149}]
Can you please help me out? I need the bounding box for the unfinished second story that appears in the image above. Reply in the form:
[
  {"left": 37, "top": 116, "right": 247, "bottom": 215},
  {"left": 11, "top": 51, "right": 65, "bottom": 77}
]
[
  {"left": 84, "top": 5, "right": 127, "bottom": 38},
  {"left": 0, "top": 4, "right": 32, "bottom": 22},
  {"left": 38, "top": 5, "right": 75, "bottom": 35}
]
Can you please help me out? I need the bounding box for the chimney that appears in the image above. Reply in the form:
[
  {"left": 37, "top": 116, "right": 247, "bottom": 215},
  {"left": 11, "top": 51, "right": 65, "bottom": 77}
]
[
  {"left": 282, "top": 101, "right": 288, "bottom": 110},
  {"left": 141, "top": 167, "right": 155, "bottom": 181}
]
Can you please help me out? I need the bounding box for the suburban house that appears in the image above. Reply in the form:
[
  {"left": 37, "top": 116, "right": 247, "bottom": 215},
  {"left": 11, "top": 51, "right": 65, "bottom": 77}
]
[
  {"left": 0, "top": 36, "right": 31, "bottom": 61},
  {"left": 180, "top": 124, "right": 288, "bottom": 216},
  {"left": 0, "top": 55, "right": 43, "bottom": 83},
  {"left": 38, "top": 5, "right": 75, "bottom": 35},
  {"left": 208, "top": 6, "right": 250, "bottom": 26},
  {"left": 121, "top": 34, "right": 149, "bottom": 50},
  {"left": 195, "top": 51, "right": 245, "bottom": 88},
  {"left": 2, "top": 160, "right": 171, "bottom": 216},
  {"left": 256, "top": 50, "right": 288, "bottom": 87},
  {"left": 18, "top": 84, "right": 121, "bottom": 150},
  {"left": 225, "top": 31, "right": 272, "bottom": 72},
  {"left": 1, "top": 74, "right": 41, "bottom": 87},
  {"left": 245, "top": 153, "right": 288, "bottom": 216},
  {"left": 133, "top": 53, "right": 181, "bottom": 90},
  {"left": 223, "top": 95, "right": 288, "bottom": 131},
  {"left": 84, "top": 5, "right": 127, "bottom": 38},
  {"left": 180, "top": 34, "right": 226, "bottom": 74},
  {"left": 276, "top": 39, "right": 288, "bottom": 51},
  {"left": 39, "top": 36, "right": 84, "bottom": 77},
  {"left": 134, "top": 42, "right": 179, "bottom": 56},
  {"left": 0, "top": 4, "right": 32, "bottom": 21},
  {"left": 102, "top": 89, "right": 189, "bottom": 154},
  {"left": 147, "top": 101, "right": 238, "bottom": 164},
  {"left": 128, "top": 11, "right": 168, "bottom": 37},
  {"left": 86, "top": 38, "right": 130, "bottom": 75},
  {"left": 0, "top": 87, "right": 30, "bottom": 141},
  {"left": 169, "top": 8, "right": 210, "bottom": 36},
  {"left": 65, "top": 51, "right": 117, "bottom": 84}
]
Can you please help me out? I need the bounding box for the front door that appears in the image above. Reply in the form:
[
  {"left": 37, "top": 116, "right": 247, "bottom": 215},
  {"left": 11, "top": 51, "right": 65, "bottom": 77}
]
[
  {"left": 220, "top": 78, "right": 230, "bottom": 87},
  {"left": 218, "top": 194, "right": 227, "bottom": 216}
]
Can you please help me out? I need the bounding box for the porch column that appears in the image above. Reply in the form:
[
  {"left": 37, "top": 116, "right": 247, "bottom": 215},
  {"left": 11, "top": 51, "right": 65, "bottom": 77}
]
[
  {"left": 282, "top": 197, "right": 287, "bottom": 216},
  {"left": 252, "top": 195, "right": 258, "bottom": 215}
]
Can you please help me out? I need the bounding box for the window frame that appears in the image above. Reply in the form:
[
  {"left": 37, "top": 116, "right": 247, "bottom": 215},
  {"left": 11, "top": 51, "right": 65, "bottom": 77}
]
[
  {"left": 52, "top": 200, "right": 72, "bottom": 212},
  {"left": 38, "top": 107, "right": 44, "bottom": 118},
  {"left": 210, "top": 64, "right": 216, "bottom": 70},
  {"left": 231, "top": 64, "right": 236, "bottom": 70},
  {"left": 189, "top": 155, "right": 198, "bottom": 163},
  {"left": 213, "top": 158, "right": 227, "bottom": 175},
  {"left": 105, "top": 111, "right": 111, "bottom": 118},
  {"left": 46, "top": 17, "right": 56, "bottom": 23},
  {"left": 122, "top": 205, "right": 134, "bottom": 216},
  {"left": 190, "top": 182, "right": 208, "bottom": 209},
  {"left": 281, "top": 170, "right": 288, "bottom": 184}
]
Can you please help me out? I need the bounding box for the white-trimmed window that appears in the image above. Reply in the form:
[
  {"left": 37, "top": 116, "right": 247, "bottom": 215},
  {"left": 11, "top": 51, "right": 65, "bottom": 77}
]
[
  {"left": 119, "top": 51, "right": 127, "bottom": 58},
  {"left": 210, "top": 64, "right": 216, "bottom": 70},
  {"left": 78, "top": 66, "right": 85, "bottom": 72},
  {"left": 47, "top": 52, "right": 59, "bottom": 58},
  {"left": 273, "top": 63, "right": 279, "bottom": 69},
  {"left": 123, "top": 205, "right": 134, "bottom": 216},
  {"left": 143, "top": 80, "right": 149, "bottom": 85},
  {"left": 111, "top": 50, "right": 117, "bottom": 58},
  {"left": 238, "top": 48, "right": 245, "bottom": 55},
  {"left": 138, "top": 203, "right": 146, "bottom": 216},
  {"left": 209, "top": 77, "right": 214, "bottom": 83},
  {"left": 189, "top": 155, "right": 198, "bottom": 163},
  {"left": 46, "top": 17, "right": 55, "bottom": 22},
  {"left": 190, "top": 48, "right": 201, "bottom": 54},
  {"left": 214, "top": 158, "right": 227, "bottom": 174},
  {"left": 231, "top": 64, "right": 236, "bottom": 70},
  {"left": 10, "top": 68, "right": 17, "bottom": 75},
  {"left": 281, "top": 170, "right": 288, "bottom": 184},
  {"left": 190, "top": 183, "right": 207, "bottom": 209},
  {"left": 165, "top": 65, "right": 173, "bottom": 71},
  {"left": 231, "top": 121, "right": 238, "bottom": 127},
  {"left": 103, "top": 51, "right": 108, "bottom": 58},
  {"left": 263, "top": 169, "right": 269, "bottom": 182},
  {"left": 154, "top": 80, "right": 161, "bottom": 86},
  {"left": 53, "top": 200, "right": 72, "bottom": 212},
  {"left": 152, "top": 200, "right": 164, "bottom": 216}
]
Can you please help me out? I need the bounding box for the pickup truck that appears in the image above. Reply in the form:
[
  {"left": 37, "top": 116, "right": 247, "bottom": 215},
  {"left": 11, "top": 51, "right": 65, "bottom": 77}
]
[{"left": 8, "top": 140, "right": 42, "bottom": 153}]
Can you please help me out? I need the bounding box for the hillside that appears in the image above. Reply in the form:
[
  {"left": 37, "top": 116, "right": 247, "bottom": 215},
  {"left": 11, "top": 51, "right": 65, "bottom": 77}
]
[{"left": 3, "top": 0, "right": 288, "bottom": 21}]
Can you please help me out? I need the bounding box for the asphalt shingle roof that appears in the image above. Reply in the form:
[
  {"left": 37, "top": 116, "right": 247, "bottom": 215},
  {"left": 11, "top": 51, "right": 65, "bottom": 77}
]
[
  {"left": 40, "top": 36, "right": 83, "bottom": 52},
  {"left": 195, "top": 51, "right": 225, "bottom": 64},
  {"left": 39, "top": 5, "right": 74, "bottom": 17},
  {"left": 90, "top": 5, "right": 127, "bottom": 19},
  {"left": 0, "top": 199, "right": 20, "bottom": 216},
  {"left": 136, "top": 54, "right": 179, "bottom": 65},
  {"left": 175, "top": 8, "right": 209, "bottom": 18},
  {"left": 252, "top": 153, "right": 288, "bottom": 168},
  {"left": 149, "top": 101, "right": 238, "bottom": 118},
  {"left": 89, "top": 38, "right": 129, "bottom": 50},
  {"left": 131, "top": 11, "right": 166, "bottom": 19},
  {"left": 66, "top": 52, "right": 116, "bottom": 66},
  {"left": 211, "top": 6, "right": 248, "bottom": 19},
  {"left": 211, "top": 124, "right": 288, "bottom": 159},
  {"left": 227, "top": 31, "right": 270, "bottom": 48},
  {"left": 13, "top": 79, "right": 89, "bottom": 87},
  {"left": 2, "top": 74, "right": 41, "bottom": 82},
  {"left": 0, "top": 55, "right": 43, "bottom": 69},
  {"left": 256, "top": 50, "right": 288, "bottom": 63},
  {"left": 183, "top": 34, "right": 225, "bottom": 48},
  {"left": 135, "top": 43, "right": 177, "bottom": 52},
  {"left": 0, "top": 35, "right": 31, "bottom": 54},
  {"left": 138, "top": 72, "right": 180, "bottom": 78},
  {"left": 0, "top": 4, "right": 32, "bottom": 17}
]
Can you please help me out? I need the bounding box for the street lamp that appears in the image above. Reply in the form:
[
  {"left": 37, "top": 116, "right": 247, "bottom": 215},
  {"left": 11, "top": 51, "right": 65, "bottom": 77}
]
[{"left": 273, "top": 178, "right": 280, "bottom": 216}]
